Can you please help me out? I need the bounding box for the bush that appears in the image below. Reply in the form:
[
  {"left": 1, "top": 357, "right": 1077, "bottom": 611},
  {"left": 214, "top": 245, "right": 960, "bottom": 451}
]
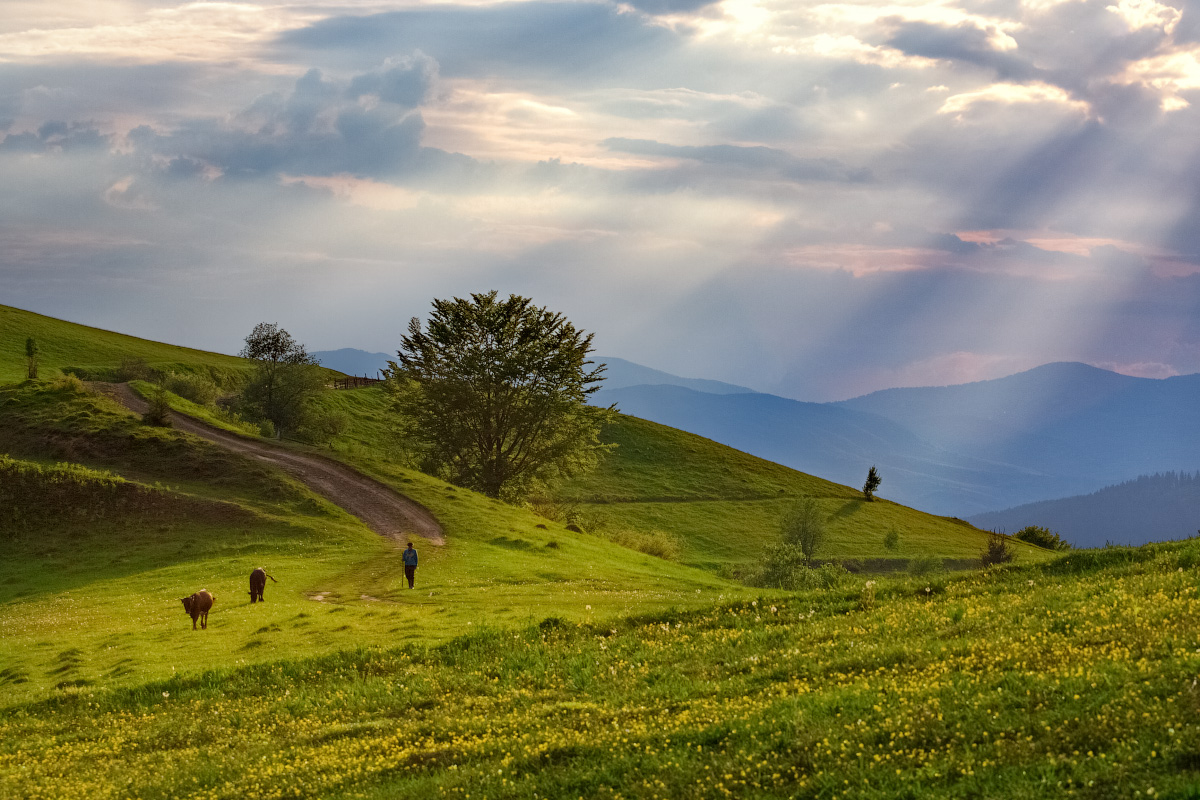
[
  {"left": 257, "top": 419, "right": 276, "bottom": 438},
  {"left": 164, "top": 372, "right": 220, "bottom": 406},
  {"left": 142, "top": 383, "right": 172, "bottom": 427},
  {"left": 1013, "top": 525, "right": 1070, "bottom": 551},
  {"left": 781, "top": 497, "right": 826, "bottom": 564},
  {"left": 604, "top": 528, "right": 681, "bottom": 561},
  {"left": 907, "top": 554, "right": 941, "bottom": 576},
  {"left": 883, "top": 526, "right": 900, "bottom": 551},
  {"left": 980, "top": 534, "right": 1016, "bottom": 567},
  {"left": 297, "top": 408, "right": 350, "bottom": 447},
  {"left": 117, "top": 357, "right": 156, "bottom": 382},
  {"left": 748, "top": 544, "right": 849, "bottom": 590}
]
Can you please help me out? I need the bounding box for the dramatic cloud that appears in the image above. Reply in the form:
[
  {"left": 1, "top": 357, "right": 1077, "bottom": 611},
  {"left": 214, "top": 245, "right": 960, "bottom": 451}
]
[{"left": 3, "top": 0, "right": 1200, "bottom": 401}]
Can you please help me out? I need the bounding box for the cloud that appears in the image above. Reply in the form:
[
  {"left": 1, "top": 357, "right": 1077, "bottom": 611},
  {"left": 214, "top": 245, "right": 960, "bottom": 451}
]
[
  {"left": 347, "top": 53, "right": 438, "bottom": 108},
  {"left": 621, "top": 0, "right": 723, "bottom": 15},
  {"left": 885, "top": 20, "right": 1039, "bottom": 82},
  {"left": 125, "top": 59, "right": 461, "bottom": 184},
  {"left": 276, "top": 3, "right": 681, "bottom": 82},
  {"left": 603, "top": 137, "right": 872, "bottom": 182},
  {"left": 0, "top": 121, "right": 109, "bottom": 153}
]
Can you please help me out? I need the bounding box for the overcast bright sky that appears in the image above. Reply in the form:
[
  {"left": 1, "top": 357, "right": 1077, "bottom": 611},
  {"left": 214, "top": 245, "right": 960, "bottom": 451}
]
[{"left": 3, "top": 0, "right": 1200, "bottom": 399}]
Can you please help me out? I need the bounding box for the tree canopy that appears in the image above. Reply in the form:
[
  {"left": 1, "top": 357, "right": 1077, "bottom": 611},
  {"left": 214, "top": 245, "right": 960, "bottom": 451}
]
[
  {"left": 388, "top": 291, "right": 612, "bottom": 499},
  {"left": 238, "top": 322, "right": 324, "bottom": 437}
]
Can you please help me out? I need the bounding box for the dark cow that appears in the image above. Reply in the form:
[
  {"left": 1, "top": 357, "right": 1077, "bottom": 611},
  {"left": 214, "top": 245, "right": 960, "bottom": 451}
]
[
  {"left": 181, "top": 590, "right": 214, "bottom": 630},
  {"left": 249, "top": 567, "right": 278, "bottom": 603}
]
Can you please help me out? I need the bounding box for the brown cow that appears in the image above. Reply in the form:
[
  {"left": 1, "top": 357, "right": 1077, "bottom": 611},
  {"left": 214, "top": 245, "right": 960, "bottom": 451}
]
[
  {"left": 248, "top": 567, "right": 278, "bottom": 603},
  {"left": 181, "top": 590, "right": 215, "bottom": 630}
]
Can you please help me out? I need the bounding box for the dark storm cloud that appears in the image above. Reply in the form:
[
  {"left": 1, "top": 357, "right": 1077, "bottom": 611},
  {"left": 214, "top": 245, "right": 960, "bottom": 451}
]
[
  {"left": 276, "top": 2, "right": 680, "bottom": 80},
  {"left": 604, "top": 138, "right": 872, "bottom": 183}
]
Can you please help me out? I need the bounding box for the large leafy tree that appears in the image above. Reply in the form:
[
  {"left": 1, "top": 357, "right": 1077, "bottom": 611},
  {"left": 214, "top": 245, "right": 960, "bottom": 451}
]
[
  {"left": 238, "top": 322, "right": 325, "bottom": 437},
  {"left": 388, "top": 291, "right": 612, "bottom": 499}
]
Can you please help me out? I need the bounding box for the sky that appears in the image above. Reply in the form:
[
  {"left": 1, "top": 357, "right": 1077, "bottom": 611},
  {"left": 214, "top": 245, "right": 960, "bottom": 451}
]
[{"left": 3, "top": 0, "right": 1200, "bottom": 400}]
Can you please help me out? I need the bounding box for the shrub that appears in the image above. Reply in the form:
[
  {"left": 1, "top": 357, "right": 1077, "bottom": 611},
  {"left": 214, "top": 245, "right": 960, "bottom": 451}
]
[
  {"left": 258, "top": 419, "right": 276, "bottom": 438},
  {"left": 980, "top": 534, "right": 1016, "bottom": 567},
  {"left": 883, "top": 526, "right": 900, "bottom": 551},
  {"left": 297, "top": 408, "right": 350, "bottom": 447},
  {"left": 117, "top": 357, "right": 156, "bottom": 382},
  {"left": 748, "top": 545, "right": 849, "bottom": 590},
  {"left": 164, "top": 372, "right": 219, "bottom": 406},
  {"left": 1013, "top": 525, "right": 1070, "bottom": 551},
  {"left": 604, "top": 528, "right": 681, "bottom": 561},
  {"left": 907, "top": 554, "right": 941, "bottom": 576},
  {"left": 781, "top": 497, "right": 826, "bottom": 564},
  {"left": 142, "top": 383, "right": 172, "bottom": 427}
]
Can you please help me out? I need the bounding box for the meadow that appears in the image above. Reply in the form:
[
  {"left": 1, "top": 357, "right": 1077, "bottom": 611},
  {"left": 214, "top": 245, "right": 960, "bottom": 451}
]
[
  {"left": 2, "top": 304, "right": 1185, "bottom": 798},
  {"left": 3, "top": 542, "right": 1199, "bottom": 799}
]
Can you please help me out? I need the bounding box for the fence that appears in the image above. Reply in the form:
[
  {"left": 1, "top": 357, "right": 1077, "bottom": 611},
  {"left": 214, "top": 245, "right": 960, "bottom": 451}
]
[{"left": 333, "top": 375, "right": 385, "bottom": 389}]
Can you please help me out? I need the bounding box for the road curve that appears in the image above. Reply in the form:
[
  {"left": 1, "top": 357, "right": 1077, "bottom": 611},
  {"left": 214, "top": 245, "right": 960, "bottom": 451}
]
[{"left": 95, "top": 383, "right": 445, "bottom": 546}]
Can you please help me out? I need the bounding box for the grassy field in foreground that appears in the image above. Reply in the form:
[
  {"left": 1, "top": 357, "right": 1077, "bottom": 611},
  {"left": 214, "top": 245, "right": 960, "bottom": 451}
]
[{"left": 3, "top": 541, "right": 1199, "bottom": 799}]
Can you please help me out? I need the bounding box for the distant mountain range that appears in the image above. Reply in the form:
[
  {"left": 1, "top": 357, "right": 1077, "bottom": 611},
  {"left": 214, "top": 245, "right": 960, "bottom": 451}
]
[
  {"left": 970, "top": 472, "right": 1200, "bottom": 548},
  {"left": 594, "top": 361, "right": 1200, "bottom": 540},
  {"left": 317, "top": 349, "right": 1200, "bottom": 542},
  {"left": 312, "top": 349, "right": 392, "bottom": 378}
]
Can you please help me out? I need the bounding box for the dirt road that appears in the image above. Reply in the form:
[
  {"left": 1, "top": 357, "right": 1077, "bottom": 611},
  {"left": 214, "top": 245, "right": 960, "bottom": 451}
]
[{"left": 96, "top": 383, "right": 444, "bottom": 546}]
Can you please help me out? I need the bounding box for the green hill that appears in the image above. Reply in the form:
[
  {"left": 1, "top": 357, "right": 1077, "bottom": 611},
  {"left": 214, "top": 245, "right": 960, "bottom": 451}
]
[
  {"left": 1, "top": 305, "right": 1191, "bottom": 798},
  {"left": 0, "top": 304, "right": 251, "bottom": 384},
  {"left": 0, "top": 305, "right": 1047, "bottom": 704}
]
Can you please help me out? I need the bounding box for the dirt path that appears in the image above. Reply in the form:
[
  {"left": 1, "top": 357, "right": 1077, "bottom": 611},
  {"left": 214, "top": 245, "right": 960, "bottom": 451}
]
[{"left": 95, "top": 383, "right": 445, "bottom": 546}]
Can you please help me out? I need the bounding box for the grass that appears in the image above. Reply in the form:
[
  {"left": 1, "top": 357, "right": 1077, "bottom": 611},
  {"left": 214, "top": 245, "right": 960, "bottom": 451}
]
[
  {"left": 0, "top": 305, "right": 1151, "bottom": 798},
  {"left": 3, "top": 540, "right": 1200, "bottom": 799},
  {"left": 0, "top": 304, "right": 252, "bottom": 385},
  {"left": 0, "top": 379, "right": 737, "bottom": 705}
]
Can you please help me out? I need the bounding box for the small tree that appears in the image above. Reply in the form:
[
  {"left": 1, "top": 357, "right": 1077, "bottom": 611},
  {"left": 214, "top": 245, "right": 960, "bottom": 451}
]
[
  {"left": 781, "top": 496, "right": 826, "bottom": 565},
  {"left": 862, "top": 465, "right": 881, "bottom": 501},
  {"left": 388, "top": 291, "right": 612, "bottom": 499},
  {"left": 142, "top": 380, "right": 172, "bottom": 427},
  {"left": 980, "top": 534, "right": 1015, "bottom": 567},
  {"left": 24, "top": 337, "right": 39, "bottom": 380},
  {"left": 239, "top": 323, "right": 325, "bottom": 437}
]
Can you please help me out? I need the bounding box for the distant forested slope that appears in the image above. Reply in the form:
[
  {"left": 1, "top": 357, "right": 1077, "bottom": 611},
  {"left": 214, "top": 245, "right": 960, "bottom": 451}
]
[{"left": 969, "top": 472, "right": 1200, "bottom": 548}]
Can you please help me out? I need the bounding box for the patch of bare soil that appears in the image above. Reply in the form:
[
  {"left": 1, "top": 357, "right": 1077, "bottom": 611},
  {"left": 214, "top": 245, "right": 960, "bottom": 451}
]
[{"left": 94, "top": 383, "right": 445, "bottom": 546}]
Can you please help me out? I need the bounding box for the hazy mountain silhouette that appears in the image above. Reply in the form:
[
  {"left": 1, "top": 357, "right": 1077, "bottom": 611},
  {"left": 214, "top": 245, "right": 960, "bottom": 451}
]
[
  {"left": 593, "top": 384, "right": 1070, "bottom": 515},
  {"left": 312, "top": 348, "right": 392, "bottom": 378},
  {"left": 595, "top": 356, "right": 756, "bottom": 394},
  {"left": 970, "top": 472, "right": 1200, "bottom": 548},
  {"left": 838, "top": 362, "right": 1200, "bottom": 492}
]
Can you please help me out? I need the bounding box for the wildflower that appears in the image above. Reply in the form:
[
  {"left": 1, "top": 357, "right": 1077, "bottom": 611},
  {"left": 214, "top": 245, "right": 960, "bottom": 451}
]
[{"left": 162, "top": 692, "right": 169, "bottom": 698}]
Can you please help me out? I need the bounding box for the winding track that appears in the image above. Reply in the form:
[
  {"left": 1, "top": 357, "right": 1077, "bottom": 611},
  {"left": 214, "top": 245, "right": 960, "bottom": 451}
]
[{"left": 96, "top": 383, "right": 445, "bottom": 546}]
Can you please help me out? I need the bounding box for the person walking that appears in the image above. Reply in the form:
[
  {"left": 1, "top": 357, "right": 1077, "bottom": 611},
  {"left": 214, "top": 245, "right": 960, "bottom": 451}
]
[{"left": 402, "top": 541, "right": 418, "bottom": 589}]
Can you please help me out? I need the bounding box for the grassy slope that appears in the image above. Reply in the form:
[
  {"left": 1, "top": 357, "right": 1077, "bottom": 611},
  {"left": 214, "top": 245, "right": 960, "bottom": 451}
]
[
  {"left": 1, "top": 307, "right": 1194, "bottom": 797},
  {"left": 556, "top": 415, "right": 1046, "bottom": 568},
  {"left": 307, "top": 389, "right": 1048, "bottom": 570},
  {"left": 0, "top": 379, "right": 730, "bottom": 705},
  {"left": 3, "top": 542, "right": 1200, "bottom": 799},
  {"left": 0, "top": 304, "right": 251, "bottom": 384}
]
